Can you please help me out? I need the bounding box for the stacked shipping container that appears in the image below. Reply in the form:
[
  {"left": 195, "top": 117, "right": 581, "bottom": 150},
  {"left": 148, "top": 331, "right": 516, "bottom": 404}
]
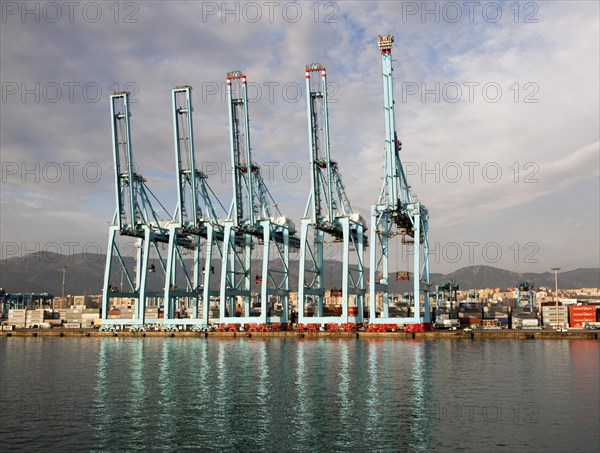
[
  {"left": 569, "top": 305, "right": 598, "bottom": 328},
  {"left": 6, "top": 308, "right": 101, "bottom": 327}
]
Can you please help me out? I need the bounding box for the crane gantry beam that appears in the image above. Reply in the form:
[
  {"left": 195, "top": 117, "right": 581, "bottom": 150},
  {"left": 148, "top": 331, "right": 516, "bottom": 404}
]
[
  {"left": 369, "top": 35, "right": 431, "bottom": 325},
  {"left": 297, "top": 64, "right": 367, "bottom": 325},
  {"left": 219, "top": 71, "right": 299, "bottom": 325}
]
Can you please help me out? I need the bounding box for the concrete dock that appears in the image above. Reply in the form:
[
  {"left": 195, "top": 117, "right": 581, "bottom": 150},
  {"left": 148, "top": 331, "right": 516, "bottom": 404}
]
[{"left": 3, "top": 329, "right": 599, "bottom": 340}]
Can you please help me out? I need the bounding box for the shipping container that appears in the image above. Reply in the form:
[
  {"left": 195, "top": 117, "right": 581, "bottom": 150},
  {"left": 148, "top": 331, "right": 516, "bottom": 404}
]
[
  {"left": 570, "top": 305, "right": 596, "bottom": 311},
  {"left": 569, "top": 306, "right": 598, "bottom": 323},
  {"left": 482, "top": 319, "right": 499, "bottom": 328}
]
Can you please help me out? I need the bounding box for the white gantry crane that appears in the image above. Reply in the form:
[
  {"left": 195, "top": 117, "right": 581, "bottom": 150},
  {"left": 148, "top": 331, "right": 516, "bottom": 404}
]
[
  {"left": 219, "top": 71, "right": 300, "bottom": 325},
  {"left": 297, "top": 64, "right": 367, "bottom": 325},
  {"left": 369, "top": 35, "right": 431, "bottom": 326},
  {"left": 101, "top": 91, "right": 174, "bottom": 326},
  {"left": 163, "top": 86, "right": 228, "bottom": 326}
]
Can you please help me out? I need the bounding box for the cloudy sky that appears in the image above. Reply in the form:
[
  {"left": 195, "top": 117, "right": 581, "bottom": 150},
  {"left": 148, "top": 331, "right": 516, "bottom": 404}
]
[{"left": 1, "top": 0, "right": 598, "bottom": 274}]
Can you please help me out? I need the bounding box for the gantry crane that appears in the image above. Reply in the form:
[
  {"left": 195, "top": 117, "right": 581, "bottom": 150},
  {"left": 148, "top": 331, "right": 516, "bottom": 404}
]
[
  {"left": 163, "top": 86, "right": 228, "bottom": 325},
  {"left": 369, "top": 35, "right": 431, "bottom": 325},
  {"left": 219, "top": 71, "right": 300, "bottom": 325},
  {"left": 435, "top": 281, "right": 459, "bottom": 320},
  {"left": 1, "top": 291, "right": 54, "bottom": 314},
  {"left": 101, "top": 91, "right": 173, "bottom": 325},
  {"left": 517, "top": 280, "right": 535, "bottom": 312},
  {"left": 297, "top": 64, "right": 367, "bottom": 325}
]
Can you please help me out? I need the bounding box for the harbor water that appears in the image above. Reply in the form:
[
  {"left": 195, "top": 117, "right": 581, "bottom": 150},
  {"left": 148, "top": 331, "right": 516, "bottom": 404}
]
[{"left": 1, "top": 338, "right": 598, "bottom": 452}]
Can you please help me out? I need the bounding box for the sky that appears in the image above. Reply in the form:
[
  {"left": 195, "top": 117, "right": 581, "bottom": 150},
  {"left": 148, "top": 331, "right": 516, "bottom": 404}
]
[{"left": 1, "top": 0, "right": 599, "bottom": 274}]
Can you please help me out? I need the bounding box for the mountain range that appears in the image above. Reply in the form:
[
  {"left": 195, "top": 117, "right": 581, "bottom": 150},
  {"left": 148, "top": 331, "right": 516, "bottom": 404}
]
[{"left": 0, "top": 252, "right": 598, "bottom": 296}]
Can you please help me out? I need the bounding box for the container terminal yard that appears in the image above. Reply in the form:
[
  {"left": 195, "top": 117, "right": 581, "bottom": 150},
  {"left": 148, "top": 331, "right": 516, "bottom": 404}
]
[
  {"left": 2, "top": 36, "right": 599, "bottom": 340},
  {"left": 0, "top": 284, "right": 600, "bottom": 339}
]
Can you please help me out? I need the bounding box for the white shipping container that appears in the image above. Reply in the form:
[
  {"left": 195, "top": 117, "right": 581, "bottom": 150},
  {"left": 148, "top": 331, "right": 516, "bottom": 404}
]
[{"left": 543, "top": 307, "right": 568, "bottom": 313}]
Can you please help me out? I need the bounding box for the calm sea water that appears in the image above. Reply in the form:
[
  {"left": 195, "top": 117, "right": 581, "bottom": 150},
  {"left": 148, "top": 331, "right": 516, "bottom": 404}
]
[{"left": 1, "top": 338, "right": 598, "bottom": 452}]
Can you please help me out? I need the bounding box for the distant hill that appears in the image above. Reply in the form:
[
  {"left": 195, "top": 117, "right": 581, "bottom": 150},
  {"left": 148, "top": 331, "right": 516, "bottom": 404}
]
[
  {"left": 0, "top": 253, "right": 598, "bottom": 295},
  {"left": 431, "top": 265, "right": 525, "bottom": 289},
  {"left": 431, "top": 265, "right": 600, "bottom": 290},
  {"left": 1, "top": 252, "right": 107, "bottom": 296}
]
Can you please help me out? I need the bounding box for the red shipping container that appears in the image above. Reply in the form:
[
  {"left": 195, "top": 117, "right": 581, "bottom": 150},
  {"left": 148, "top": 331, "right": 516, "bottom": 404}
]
[
  {"left": 569, "top": 307, "right": 597, "bottom": 321},
  {"left": 570, "top": 312, "right": 596, "bottom": 318},
  {"left": 569, "top": 306, "right": 596, "bottom": 314}
]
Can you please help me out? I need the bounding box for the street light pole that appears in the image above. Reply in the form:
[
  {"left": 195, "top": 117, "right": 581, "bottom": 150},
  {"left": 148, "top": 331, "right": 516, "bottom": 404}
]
[
  {"left": 551, "top": 267, "right": 561, "bottom": 330},
  {"left": 61, "top": 266, "right": 67, "bottom": 300}
]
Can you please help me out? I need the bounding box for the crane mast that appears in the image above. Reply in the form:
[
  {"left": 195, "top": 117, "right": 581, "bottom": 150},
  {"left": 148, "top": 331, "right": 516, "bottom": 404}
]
[
  {"left": 220, "top": 71, "right": 299, "bottom": 325},
  {"left": 298, "top": 64, "right": 367, "bottom": 325},
  {"left": 173, "top": 86, "right": 201, "bottom": 231},
  {"left": 369, "top": 35, "right": 431, "bottom": 325},
  {"left": 101, "top": 92, "right": 172, "bottom": 325}
]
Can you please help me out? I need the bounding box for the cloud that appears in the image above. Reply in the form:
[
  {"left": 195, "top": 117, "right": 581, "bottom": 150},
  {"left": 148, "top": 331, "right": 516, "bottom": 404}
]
[{"left": 0, "top": 1, "right": 598, "bottom": 273}]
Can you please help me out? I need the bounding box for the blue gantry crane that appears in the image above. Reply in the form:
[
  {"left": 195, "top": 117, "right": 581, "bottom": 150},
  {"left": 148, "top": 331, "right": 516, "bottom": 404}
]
[
  {"left": 435, "top": 281, "right": 459, "bottom": 320},
  {"left": 219, "top": 71, "right": 300, "bottom": 325},
  {"left": 297, "top": 64, "right": 367, "bottom": 325},
  {"left": 369, "top": 35, "right": 431, "bottom": 325},
  {"left": 163, "top": 86, "right": 228, "bottom": 325},
  {"left": 101, "top": 91, "right": 173, "bottom": 325},
  {"left": 1, "top": 290, "right": 54, "bottom": 315},
  {"left": 517, "top": 280, "right": 535, "bottom": 312}
]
